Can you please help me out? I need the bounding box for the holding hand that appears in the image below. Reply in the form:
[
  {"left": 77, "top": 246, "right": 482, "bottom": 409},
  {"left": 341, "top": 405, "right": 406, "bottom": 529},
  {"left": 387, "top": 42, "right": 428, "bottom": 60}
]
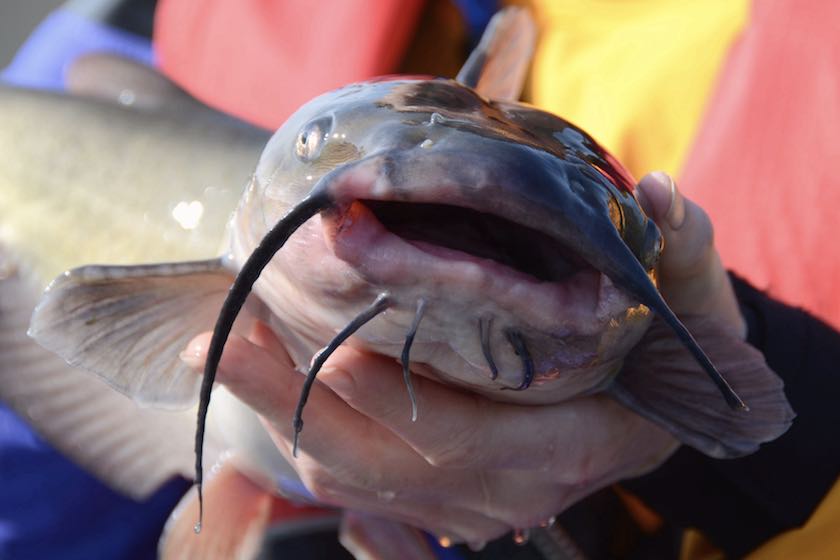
[{"left": 181, "top": 172, "right": 745, "bottom": 552}]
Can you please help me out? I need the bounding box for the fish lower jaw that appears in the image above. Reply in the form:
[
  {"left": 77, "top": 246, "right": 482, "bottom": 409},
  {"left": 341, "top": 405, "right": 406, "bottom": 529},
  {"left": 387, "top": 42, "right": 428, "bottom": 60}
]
[{"left": 321, "top": 200, "right": 628, "bottom": 335}]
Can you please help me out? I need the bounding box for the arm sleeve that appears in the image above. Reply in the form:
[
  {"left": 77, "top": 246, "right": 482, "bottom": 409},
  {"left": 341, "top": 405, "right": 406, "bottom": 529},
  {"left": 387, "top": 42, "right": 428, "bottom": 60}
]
[{"left": 623, "top": 274, "right": 840, "bottom": 558}]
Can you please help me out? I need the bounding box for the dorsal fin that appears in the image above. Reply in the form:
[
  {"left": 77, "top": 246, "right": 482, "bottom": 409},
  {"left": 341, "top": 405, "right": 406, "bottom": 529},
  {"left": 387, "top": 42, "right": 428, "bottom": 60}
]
[{"left": 455, "top": 7, "right": 537, "bottom": 101}]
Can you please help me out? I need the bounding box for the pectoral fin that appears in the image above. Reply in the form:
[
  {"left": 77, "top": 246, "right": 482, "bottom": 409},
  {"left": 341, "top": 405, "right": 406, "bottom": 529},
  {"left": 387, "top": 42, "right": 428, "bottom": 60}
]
[
  {"left": 28, "top": 258, "right": 252, "bottom": 409},
  {"left": 610, "top": 316, "right": 795, "bottom": 458},
  {"left": 1, "top": 249, "right": 223, "bottom": 498}
]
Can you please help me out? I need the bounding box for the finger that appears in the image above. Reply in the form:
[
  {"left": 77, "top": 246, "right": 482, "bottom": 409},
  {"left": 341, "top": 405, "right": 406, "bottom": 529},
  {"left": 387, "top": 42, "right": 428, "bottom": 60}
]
[
  {"left": 317, "top": 345, "right": 673, "bottom": 481},
  {"left": 637, "top": 171, "right": 713, "bottom": 281},
  {"left": 339, "top": 512, "right": 437, "bottom": 560},
  {"left": 182, "top": 327, "right": 406, "bottom": 480},
  {"left": 181, "top": 326, "right": 513, "bottom": 535},
  {"left": 637, "top": 172, "right": 745, "bottom": 333}
]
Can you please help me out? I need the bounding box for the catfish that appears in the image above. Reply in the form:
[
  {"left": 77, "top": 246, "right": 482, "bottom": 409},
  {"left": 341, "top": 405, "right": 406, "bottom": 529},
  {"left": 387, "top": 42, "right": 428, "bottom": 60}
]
[{"left": 24, "top": 9, "right": 792, "bottom": 556}]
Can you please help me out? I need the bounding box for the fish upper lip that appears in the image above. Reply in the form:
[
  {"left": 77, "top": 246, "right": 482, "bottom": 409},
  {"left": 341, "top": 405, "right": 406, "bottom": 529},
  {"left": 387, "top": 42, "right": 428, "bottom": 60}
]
[{"left": 317, "top": 154, "right": 635, "bottom": 335}]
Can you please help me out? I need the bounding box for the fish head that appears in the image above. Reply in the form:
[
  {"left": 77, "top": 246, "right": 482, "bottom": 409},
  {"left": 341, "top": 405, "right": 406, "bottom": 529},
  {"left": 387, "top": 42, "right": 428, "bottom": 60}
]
[{"left": 231, "top": 77, "right": 664, "bottom": 404}]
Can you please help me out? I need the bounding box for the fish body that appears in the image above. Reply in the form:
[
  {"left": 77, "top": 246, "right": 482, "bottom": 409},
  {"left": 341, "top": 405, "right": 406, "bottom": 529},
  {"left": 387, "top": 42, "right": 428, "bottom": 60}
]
[
  {"left": 0, "top": 80, "right": 270, "bottom": 497},
  {"left": 0, "top": 85, "right": 268, "bottom": 281}
]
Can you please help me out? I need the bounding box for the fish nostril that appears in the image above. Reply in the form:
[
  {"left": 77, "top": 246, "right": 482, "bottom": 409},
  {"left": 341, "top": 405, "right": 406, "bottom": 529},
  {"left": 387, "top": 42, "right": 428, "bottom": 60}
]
[{"left": 380, "top": 154, "right": 398, "bottom": 184}]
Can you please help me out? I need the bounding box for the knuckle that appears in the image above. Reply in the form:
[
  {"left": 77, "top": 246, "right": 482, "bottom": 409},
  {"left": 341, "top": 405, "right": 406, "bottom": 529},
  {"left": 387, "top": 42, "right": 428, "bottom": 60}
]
[
  {"left": 424, "top": 424, "right": 482, "bottom": 468},
  {"left": 551, "top": 445, "right": 595, "bottom": 486},
  {"left": 299, "top": 466, "right": 343, "bottom": 503},
  {"left": 496, "top": 497, "right": 562, "bottom": 530},
  {"left": 556, "top": 465, "right": 589, "bottom": 488},
  {"left": 459, "top": 525, "right": 508, "bottom": 545},
  {"left": 423, "top": 397, "right": 488, "bottom": 468}
]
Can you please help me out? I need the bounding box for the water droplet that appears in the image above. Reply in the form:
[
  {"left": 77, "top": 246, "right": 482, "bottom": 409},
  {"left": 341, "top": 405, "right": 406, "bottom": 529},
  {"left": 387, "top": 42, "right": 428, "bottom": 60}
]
[
  {"left": 193, "top": 521, "right": 202, "bottom": 534},
  {"left": 513, "top": 528, "right": 530, "bottom": 545},
  {"left": 118, "top": 89, "right": 136, "bottom": 106},
  {"left": 420, "top": 138, "right": 433, "bottom": 149}
]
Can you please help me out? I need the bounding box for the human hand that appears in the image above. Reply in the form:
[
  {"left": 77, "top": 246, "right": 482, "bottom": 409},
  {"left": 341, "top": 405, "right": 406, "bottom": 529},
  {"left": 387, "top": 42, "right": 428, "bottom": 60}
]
[
  {"left": 636, "top": 171, "right": 746, "bottom": 337},
  {"left": 181, "top": 171, "right": 742, "bottom": 552}
]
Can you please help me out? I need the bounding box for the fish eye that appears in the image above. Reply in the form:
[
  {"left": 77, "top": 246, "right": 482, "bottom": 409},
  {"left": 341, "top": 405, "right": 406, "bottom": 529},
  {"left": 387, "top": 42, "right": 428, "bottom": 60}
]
[{"left": 295, "top": 117, "right": 332, "bottom": 162}]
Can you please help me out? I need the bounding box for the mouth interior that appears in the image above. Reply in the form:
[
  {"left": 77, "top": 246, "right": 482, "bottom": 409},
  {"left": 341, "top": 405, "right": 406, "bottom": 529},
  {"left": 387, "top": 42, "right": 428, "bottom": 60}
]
[{"left": 362, "top": 200, "right": 586, "bottom": 282}]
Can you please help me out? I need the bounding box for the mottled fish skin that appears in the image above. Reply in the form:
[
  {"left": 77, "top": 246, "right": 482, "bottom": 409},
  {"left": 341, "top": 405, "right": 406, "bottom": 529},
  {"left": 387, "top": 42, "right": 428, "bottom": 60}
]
[{"left": 230, "top": 77, "right": 660, "bottom": 405}]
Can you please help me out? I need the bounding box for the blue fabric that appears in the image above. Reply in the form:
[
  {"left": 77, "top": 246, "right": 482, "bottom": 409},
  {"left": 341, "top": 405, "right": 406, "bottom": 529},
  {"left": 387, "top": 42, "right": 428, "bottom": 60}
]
[
  {"left": 2, "top": 8, "right": 154, "bottom": 90},
  {"left": 426, "top": 534, "right": 467, "bottom": 559},
  {"left": 0, "top": 404, "right": 189, "bottom": 560},
  {"left": 452, "top": 0, "right": 500, "bottom": 44}
]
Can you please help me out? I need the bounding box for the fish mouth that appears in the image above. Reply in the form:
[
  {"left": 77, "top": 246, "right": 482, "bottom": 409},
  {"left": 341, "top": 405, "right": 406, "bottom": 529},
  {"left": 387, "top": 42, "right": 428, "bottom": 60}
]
[
  {"left": 317, "top": 157, "right": 628, "bottom": 336},
  {"left": 361, "top": 200, "right": 587, "bottom": 283}
]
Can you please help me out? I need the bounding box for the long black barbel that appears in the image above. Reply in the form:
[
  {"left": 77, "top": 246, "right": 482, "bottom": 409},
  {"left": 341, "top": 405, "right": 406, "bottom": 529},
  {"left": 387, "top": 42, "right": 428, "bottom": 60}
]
[
  {"left": 479, "top": 317, "right": 499, "bottom": 380},
  {"left": 193, "top": 191, "right": 332, "bottom": 533},
  {"left": 505, "top": 328, "right": 534, "bottom": 391},
  {"left": 580, "top": 208, "right": 748, "bottom": 412},
  {"left": 657, "top": 301, "right": 748, "bottom": 410},
  {"left": 293, "top": 292, "right": 392, "bottom": 457},
  {"left": 600, "top": 242, "right": 748, "bottom": 412},
  {"left": 400, "top": 298, "right": 427, "bottom": 422}
]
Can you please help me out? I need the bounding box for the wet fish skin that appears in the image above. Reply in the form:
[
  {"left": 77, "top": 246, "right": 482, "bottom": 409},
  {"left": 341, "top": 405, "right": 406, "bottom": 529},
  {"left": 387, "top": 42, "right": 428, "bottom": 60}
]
[
  {"left": 0, "top": 84, "right": 270, "bottom": 283},
  {"left": 0, "top": 82, "right": 270, "bottom": 498}
]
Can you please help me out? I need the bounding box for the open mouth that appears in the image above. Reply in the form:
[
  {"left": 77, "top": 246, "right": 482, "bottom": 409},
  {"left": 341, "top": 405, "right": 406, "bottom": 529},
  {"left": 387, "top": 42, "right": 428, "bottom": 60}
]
[
  {"left": 317, "top": 182, "right": 621, "bottom": 337},
  {"left": 346, "top": 200, "right": 589, "bottom": 284}
]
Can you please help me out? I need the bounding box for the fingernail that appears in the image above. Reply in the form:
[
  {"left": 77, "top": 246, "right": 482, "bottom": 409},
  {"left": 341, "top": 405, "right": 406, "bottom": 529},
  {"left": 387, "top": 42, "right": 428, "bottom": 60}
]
[
  {"left": 319, "top": 365, "right": 355, "bottom": 397},
  {"left": 651, "top": 171, "right": 686, "bottom": 230}
]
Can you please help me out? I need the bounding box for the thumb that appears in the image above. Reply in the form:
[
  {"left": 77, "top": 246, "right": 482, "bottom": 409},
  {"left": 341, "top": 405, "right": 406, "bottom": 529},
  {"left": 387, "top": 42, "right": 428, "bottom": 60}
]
[
  {"left": 636, "top": 171, "right": 715, "bottom": 285},
  {"left": 635, "top": 172, "right": 744, "bottom": 337}
]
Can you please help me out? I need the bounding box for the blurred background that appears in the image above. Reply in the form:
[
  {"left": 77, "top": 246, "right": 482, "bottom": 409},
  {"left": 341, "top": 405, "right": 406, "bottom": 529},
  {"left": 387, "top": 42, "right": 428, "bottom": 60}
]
[{"left": 0, "top": 1, "right": 63, "bottom": 66}]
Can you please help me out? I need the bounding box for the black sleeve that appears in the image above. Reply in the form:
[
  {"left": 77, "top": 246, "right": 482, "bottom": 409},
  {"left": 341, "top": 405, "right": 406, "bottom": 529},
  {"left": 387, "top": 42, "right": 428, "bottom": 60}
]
[{"left": 622, "top": 275, "right": 840, "bottom": 557}]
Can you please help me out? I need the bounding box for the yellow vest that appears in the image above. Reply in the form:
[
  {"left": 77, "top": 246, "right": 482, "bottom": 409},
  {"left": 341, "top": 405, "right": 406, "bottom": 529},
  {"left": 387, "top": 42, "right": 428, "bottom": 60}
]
[{"left": 522, "top": 1, "right": 840, "bottom": 558}]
